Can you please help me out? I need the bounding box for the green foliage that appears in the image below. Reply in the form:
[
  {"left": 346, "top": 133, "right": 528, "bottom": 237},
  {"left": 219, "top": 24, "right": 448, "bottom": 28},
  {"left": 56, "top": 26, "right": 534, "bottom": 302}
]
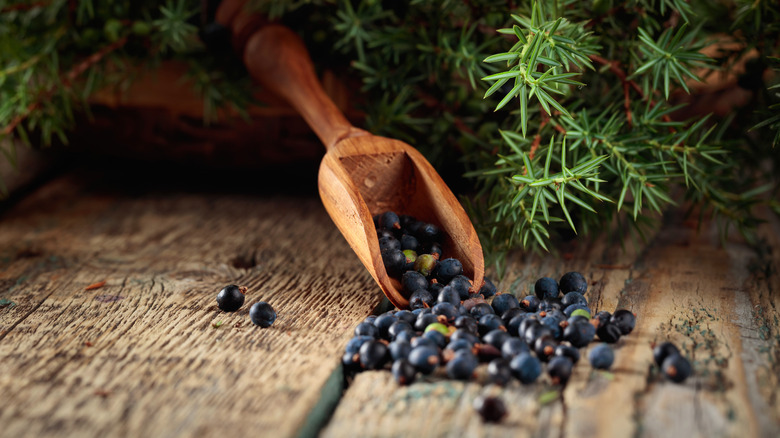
[
  {"left": 482, "top": 3, "right": 597, "bottom": 136},
  {"left": 1, "top": 0, "right": 779, "bottom": 274},
  {"left": 0, "top": 0, "right": 255, "bottom": 194}
]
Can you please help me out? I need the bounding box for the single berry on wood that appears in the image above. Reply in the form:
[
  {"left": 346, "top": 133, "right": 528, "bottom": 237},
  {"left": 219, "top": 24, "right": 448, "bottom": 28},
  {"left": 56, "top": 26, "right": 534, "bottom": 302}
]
[
  {"left": 662, "top": 353, "right": 693, "bottom": 383},
  {"left": 249, "top": 301, "right": 276, "bottom": 328},
  {"left": 652, "top": 341, "right": 680, "bottom": 367},
  {"left": 588, "top": 343, "right": 615, "bottom": 370},
  {"left": 216, "top": 284, "right": 246, "bottom": 312},
  {"left": 473, "top": 395, "right": 508, "bottom": 423}
]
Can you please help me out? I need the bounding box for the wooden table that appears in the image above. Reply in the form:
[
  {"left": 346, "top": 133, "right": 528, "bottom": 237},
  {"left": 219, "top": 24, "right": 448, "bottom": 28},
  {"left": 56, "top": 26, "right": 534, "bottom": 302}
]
[{"left": 0, "top": 161, "right": 778, "bottom": 438}]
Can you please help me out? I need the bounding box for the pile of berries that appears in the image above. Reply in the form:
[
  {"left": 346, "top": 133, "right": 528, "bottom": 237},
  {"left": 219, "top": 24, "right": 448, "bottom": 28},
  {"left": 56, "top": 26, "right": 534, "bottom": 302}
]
[
  {"left": 216, "top": 284, "right": 276, "bottom": 328},
  {"left": 342, "top": 211, "right": 663, "bottom": 423},
  {"left": 373, "top": 211, "right": 495, "bottom": 305},
  {"left": 342, "top": 269, "right": 636, "bottom": 388}
]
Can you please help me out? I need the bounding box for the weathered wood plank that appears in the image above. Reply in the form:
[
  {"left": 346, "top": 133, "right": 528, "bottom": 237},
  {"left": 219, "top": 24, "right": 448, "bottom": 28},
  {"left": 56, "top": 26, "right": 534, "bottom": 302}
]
[
  {"left": 0, "top": 171, "right": 382, "bottom": 437},
  {"left": 322, "top": 212, "right": 780, "bottom": 437}
]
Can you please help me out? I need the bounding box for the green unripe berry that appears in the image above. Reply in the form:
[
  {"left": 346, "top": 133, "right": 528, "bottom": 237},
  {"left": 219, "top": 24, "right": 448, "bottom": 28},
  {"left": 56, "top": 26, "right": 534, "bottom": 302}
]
[
  {"left": 414, "top": 254, "right": 437, "bottom": 277},
  {"left": 424, "top": 322, "right": 450, "bottom": 336},
  {"left": 571, "top": 308, "right": 591, "bottom": 319}
]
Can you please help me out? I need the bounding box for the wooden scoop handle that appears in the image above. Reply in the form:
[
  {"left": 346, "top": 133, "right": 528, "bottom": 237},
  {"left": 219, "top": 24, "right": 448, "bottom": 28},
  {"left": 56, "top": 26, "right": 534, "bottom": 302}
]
[{"left": 241, "top": 25, "right": 363, "bottom": 150}]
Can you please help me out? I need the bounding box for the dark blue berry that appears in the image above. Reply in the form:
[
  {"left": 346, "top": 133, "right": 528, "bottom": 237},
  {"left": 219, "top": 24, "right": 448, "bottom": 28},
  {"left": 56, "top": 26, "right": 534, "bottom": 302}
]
[
  {"left": 377, "top": 211, "right": 401, "bottom": 233},
  {"left": 446, "top": 350, "right": 479, "bottom": 380},
  {"left": 395, "top": 310, "right": 416, "bottom": 325},
  {"left": 597, "top": 322, "right": 622, "bottom": 343},
  {"left": 534, "top": 335, "right": 558, "bottom": 362},
  {"left": 589, "top": 343, "right": 614, "bottom": 370},
  {"left": 354, "top": 321, "right": 379, "bottom": 338},
  {"left": 450, "top": 329, "right": 480, "bottom": 346},
  {"left": 662, "top": 354, "right": 692, "bottom": 383},
  {"left": 445, "top": 338, "right": 474, "bottom": 352},
  {"left": 402, "top": 271, "right": 429, "bottom": 293},
  {"left": 478, "top": 314, "right": 505, "bottom": 336},
  {"left": 426, "top": 242, "right": 443, "bottom": 259},
  {"left": 478, "top": 277, "right": 497, "bottom": 298},
  {"left": 652, "top": 341, "right": 680, "bottom": 367},
  {"left": 432, "top": 302, "right": 458, "bottom": 322},
  {"left": 523, "top": 323, "right": 553, "bottom": 345},
  {"left": 216, "top": 285, "right": 245, "bottom": 312},
  {"left": 594, "top": 310, "right": 611, "bottom": 328},
  {"left": 518, "top": 316, "right": 541, "bottom": 339},
  {"left": 345, "top": 336, "right": 374, "bottom": 355},
  {"left": 389, "top": 339, "right": 412, "bottom": 361},
  {"left": 359, "top": 340, "right": 389, "bottom": 370},
  {"left": 473, "top": 395, "right": 508, "bottom": 423},
  {"left": 482, "top": 329, "right": 511, "bottom": 350},
  {"left": 414, "top": 313, "right": 439, "bottom": 331},
  {"left": 454, "top": 315, "right": 479, "bottom": 334},
  {"left": 560, "top": 271, "right": 588, "bottom": 294},
  {"left": 416, "top": 223, "right": 442, "bottom": 244},
  {"left": 491, "top": 293, "right": 519, "bottom": 316},
  {"left": 470, "top": 302, "right": 495, "bottom": 319},
  {"left": 510, "top": 352, "right": 542, "bottom": 384},
  {"left": 249, "top": 301, "right": 276, "bottom": 328},
  {"left": 566, "top": 314, "right": 590, "bottom": 326},
  {"left": 409, "top": 289, "right": 434, "bottom": 310},
  {"left": 563, "top": 320, "right": 596, "bottom": 348},
  {"left": 392, "top": 359, "right": 416, "bottom": 385},
  {"left": 363, "top": 315, "right": 378, "bottom": 324},
  {"left": 534, "top": 277, "right": 560, "bottom": 300},
  {"left": 487, "top": 358, "right": 513, "bottom": 386},
  {"left": 378, "top": 235, "right": 401, "bottom": 252},
  {"left": 434, "top": 258, "right": 463, "bottom": 283},
  {"left": 561, "top": 291, "right": 588, "bottom": 307},
  {"left": 554, "top": 344, "right": 581, "bottom": 364},
  {"left": 400, "top": 234, "right": 419, "bottom": 251},
  {"left": 411, "top": 336, "right": 438, "bottom": 350},
  {"left": 540, "top": 315, "right": 564, "bottom": 340},
  {"left": 547, "top": 356, "right": 574, "bottom": 385},
  {"left": 388, "top": 320, "right": 414, "bottom": 340},
  {"left": 501, "top": 337, "right": 530, "bottom": 358},
  {"left": 422, "top": 329, "right": 448, "bottom": 349},
  {"left": 373, "top": 313, "right": 397, "bottom": 339},
  {"left": 394, "top": 330, "right": 414, "bottom": 343},
  {"left": 448, "top": 275, "right": 472, "bottom": 299},
  {"left": 342, "top": 351, "right": 361, "bottom": 371},
  {"left": 437, "top": 286, "right": 461, "bottom": 306},
  {"left": 520, "top": 295, "right": 540, "bottom": 312},
  {"left": 538, "top": 299, "right": 563, "bottom": 312},
  {"left": 408, "top": 346, "right": 440, "bottom": 374},
  {"left": 507, "top": 313, "right": 533, "bottom": 336},
  {"left": 610, "top": 309, "right": 636, "bottom": 335},
  {"left": 501, "top": 307, "right": 526, "bottom": 325},
  {"left": 381, "top": 249, "right": 406, "bottom": 277}
]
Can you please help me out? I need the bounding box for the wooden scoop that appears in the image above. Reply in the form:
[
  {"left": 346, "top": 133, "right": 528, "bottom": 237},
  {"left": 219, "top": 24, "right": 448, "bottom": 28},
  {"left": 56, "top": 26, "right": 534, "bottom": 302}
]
[{"left": 225, "top": 21, "right": 484, "bottom": 308}]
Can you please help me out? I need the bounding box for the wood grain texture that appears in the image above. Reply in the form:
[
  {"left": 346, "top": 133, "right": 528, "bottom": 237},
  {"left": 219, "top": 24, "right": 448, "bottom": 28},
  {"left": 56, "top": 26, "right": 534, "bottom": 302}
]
[
  {"left": 322, "top": 211, "right": 780, "bottom": 438},
  {"left": 0, "top": 171, "right": 383, "bottom": 437}
]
